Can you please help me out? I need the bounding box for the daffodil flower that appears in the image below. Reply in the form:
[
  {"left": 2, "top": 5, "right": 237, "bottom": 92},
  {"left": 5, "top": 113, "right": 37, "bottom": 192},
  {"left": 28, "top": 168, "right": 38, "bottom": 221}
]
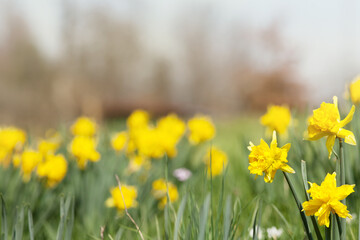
[
  {"left": 350, "top": 76, "right": 360, "bottom": 105},
  {"left": 302, "top": 172, "right": 355, "bottom": 227},
  {"left": 248, "top": 131, "right": 294, "bottom": 183},
  {"left": 306, "top": 96, "right": 356, "bottom": 158},
  {"left": 261, "top": 105, "right": 291, "bottom": 137}
]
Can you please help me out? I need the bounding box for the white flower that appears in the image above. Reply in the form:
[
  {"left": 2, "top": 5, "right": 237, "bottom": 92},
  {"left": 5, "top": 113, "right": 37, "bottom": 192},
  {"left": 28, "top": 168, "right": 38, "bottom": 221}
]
[
  {"left": 267, "top": 227, "right": 283, "bottom": 239},
  {"left": 249, "top": 226, "right": 263, "bottom": 239},
  {"left": 173, "top": 168, "right": 192, "bottom": 181}
]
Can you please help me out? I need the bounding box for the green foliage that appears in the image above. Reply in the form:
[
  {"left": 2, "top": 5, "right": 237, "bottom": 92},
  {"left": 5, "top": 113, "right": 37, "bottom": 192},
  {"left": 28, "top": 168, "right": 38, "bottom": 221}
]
[{"left": 1, "top": 112, "right": 360, "bottom": 239}]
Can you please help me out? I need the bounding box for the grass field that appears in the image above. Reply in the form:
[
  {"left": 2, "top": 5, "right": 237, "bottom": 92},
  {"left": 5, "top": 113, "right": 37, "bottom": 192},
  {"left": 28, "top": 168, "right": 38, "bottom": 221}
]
[{"left": 1, "top": 103, "right": 360, "bottom": 240}]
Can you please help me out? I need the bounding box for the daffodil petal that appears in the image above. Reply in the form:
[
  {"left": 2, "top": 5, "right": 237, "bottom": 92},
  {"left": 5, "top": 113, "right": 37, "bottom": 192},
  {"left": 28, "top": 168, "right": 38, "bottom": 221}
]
[
  {"left": 339, "top": 105, "right": 355, "bottom": 128},
  {"left": 302, "top": 199, "right": 323, "bottom": 216},
  {"left": 315, "top": 203, "right": 331, "bottom": 227},
  {"left": 280, "top": 164, "right": 295, "bottom": 173},
  {"left": 337, "top": 128, "right": 356, "bottom": 145},
  {"left": 334, "top": 184, "right": 355, "bottom": 201},
  {"left": 329, "top": 200, "right": 350, "bottom": 219},
  {"left": 326, "top": 135, "right": 336, "bottom": 158}
]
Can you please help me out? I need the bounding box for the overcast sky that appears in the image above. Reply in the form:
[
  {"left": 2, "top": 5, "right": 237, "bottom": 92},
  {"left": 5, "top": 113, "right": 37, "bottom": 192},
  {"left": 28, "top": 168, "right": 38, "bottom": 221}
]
[{"left": 3, "top": 0, "right": 360, "bottom": 104}]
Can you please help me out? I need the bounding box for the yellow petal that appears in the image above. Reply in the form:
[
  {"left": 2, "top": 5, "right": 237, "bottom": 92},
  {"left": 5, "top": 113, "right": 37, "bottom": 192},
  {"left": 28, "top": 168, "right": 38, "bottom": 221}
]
[
  {"left": 337, "top": 128, "right": 356, "bottom": 145},
  {"left": 280, "top": 164, "right": 295, "bottom": 174},
  {"left": 333, "top": 96, "right": 338, "bottom": 109},
  {"left": 281, "top": 143, "right": 291, "bottom": 152},
  {"left": 339, "top": 105, "right": 355, "bottom": 128},
  {"left": 302, "top": 199, "right": 323, "bottom": 216},
  {"left": 326, "top": 135, "right": 336, "bottom": 159},
  {"left": 334, "top": 184, "right": 355, "bottom": 201},
  {"left": 315, "top": 203, "right": 331, "bottom": 227},
  {"left": 329, "top": 200, "right": 350, "bottom": 219},
  {"left": 270, "top": 131, "right": 277, "bottom": 149}
]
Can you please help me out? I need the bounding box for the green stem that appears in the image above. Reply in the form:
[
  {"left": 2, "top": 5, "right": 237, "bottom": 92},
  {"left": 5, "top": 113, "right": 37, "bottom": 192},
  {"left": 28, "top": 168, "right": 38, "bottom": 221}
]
[
  {"left": 325, "top": 216, "right": 331, "bottom": 240},
  {"left": 338, "top": 138, "right": 346, "bottom": 240},
  {"left": 283, "top": 172, "right": 313, "bottom": 240}
]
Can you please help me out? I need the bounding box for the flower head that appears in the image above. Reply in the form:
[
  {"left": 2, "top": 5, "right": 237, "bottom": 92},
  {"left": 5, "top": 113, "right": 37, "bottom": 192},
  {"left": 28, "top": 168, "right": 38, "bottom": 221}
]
[
  {"left": 111, "top": 131, "right": 128, "bottom": 152},
  {"left": 70, "top": 136, "right": 100, "bottom": 169},
  {"left": 173, "top": 168, "right": 192, "bottom": 182},
  {"left": 306, "top": 96, "right": 356, "bottom": 158},
  {"left": 38, "top": 131, "right": 61, "bottom": 156},
  {"left": 20, "top": 149, "right": 42, "bottom": 182},
  {"left": 261, "top": 105, "right": 291, "bottom": 136},
  {"left": 157, "top": 114, "right": 186, "bottom": 140},
  {"left": 0, "top": 126, "right": 26, "bottom": 167},
  {"left": 105, "top": 185, "right": 138, "bottom": 211},
  {"left": 203, "top": 147, "right": 228, "bottom": 177},
  {"left": 266, "top": 227, "right": 283, "bottom": 239},
  {"left": 248, "top": 131, "right": 294, "bottom": 183},
  {"left": 350, "top": 76, "right": 360, "bottom": 105},
  {"left": 37, "top": 153, "right": 67, "bottom": 187},
  {"left": 126, "top": 155, "right": 151, "bottom": 173},
  {"left": 127, "top": 110, "right": 150, "bottom": 130},
  {"left": 71, "top": 117, "right": 97, "bottom": 137},
  {"left": 302, "top": 172, "right": 355, "bottom": 227},
  {"left": 151, "top": 178, "right": 179, "bottom": 209},
  {"left": 187, "top": 115, "right": 215, "bottom": 144}
]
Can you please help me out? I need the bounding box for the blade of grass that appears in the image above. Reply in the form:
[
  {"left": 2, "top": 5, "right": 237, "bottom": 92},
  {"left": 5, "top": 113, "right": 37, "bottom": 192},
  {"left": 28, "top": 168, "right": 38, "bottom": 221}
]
[
  {"left": 155, "top": 216, "right": 161, "bottom": 240},
  {"left": 252, "top": 199, "right": 262, "bottom": 240},
  {"left": 114, "top": 228, "right": 124, "bottom": 240},
  {"left": 197, "top": 194, "right": 210, "bottom": 240},
  {"left": 14, "top": 206, "right": 24, "bottom": 240},
  {"left": 223, "top": 195, "right": 231, "bottom": 240},
  {"left": 283, "top": 172, "right": 313, "bottom": 240},
  {"left": 271, "top": 204, "right": 293, "bottom": 239},
  {"left": 1, "top": 194, "right": 8, "bottom": 240},
  {"left": 173, "top": 195, "right": 187, "bottom": 240},
  {"left": 301, "top": 160, "right": 323, "bottom": 240},
  {"left": 27, "top": 209, "right": 34, "bottom": 240},
  {"left": 56, "top": 196, "right": 65, "bottom": 240},
  {"left": 65, "top": 197, "right": 75, "bottom": 240}
]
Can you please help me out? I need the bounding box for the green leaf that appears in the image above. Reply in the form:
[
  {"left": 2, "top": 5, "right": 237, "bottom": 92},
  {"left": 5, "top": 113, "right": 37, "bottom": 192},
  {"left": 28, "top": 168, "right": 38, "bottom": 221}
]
[
  {"left": 197, "top": 194, "right": 210, "bottom": 240},
  {"left": 173, "top": 195, "right": 187, "bottom": 240},
  {"left": 27, "top": 209, "right": 34, "bottom": 240}
]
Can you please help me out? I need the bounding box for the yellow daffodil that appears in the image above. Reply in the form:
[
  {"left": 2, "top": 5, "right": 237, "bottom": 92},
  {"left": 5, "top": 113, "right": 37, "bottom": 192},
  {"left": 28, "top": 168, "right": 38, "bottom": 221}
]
[
  {"left": 20, "top": 149, "right": 42, "bottom": 182},
  {"left": 248, "top": 131, "right": 294, "bottom": 183},
  {"left": 203, "top": 147, "right": 228, "bottom": 177},
  {"left": 105, "top": 185, "right": 138, "bottom": 211},
  {"left": 157, "top": 114, "right": 186, "bottom": 140},
  {"left": 127, "top": 110, "right": 150, "bottom": 130},
  {"left": 151, "top": 178, "right": 179, "bottom": 209},
  {"left": 70, "top": 136, "right": 100, "bottom": 169},
  {"left": 127, "top": 155, "right": 151, "bottom": 173},
  {"left": 302, "top": 172, "right": 355, "bottom": 227},
  {"left": 38, "top": 131, "right": 61, "bottom": 157},
  {"left": 350, "top": 76, "right": 360, "bottom": 105},
  {"left": 261, "top": 105, "right": 291, "bottom": 136},
  {"left": 188, "top": 115, "right": 215, "bottom": 144},
  {"left": 0, "top": 126, "right": 26, "bottom": 167},
  {"left": 111, "top": 131, "right": 128, "bottom": 152},
  {"left": 71, "top": 117, "right": 97, "bottom": 137},
  {"left": 306, "top": 96, "right": 356, "bottom": 158},
  {"left": 37, "top": 154, "right": 67, "bottom": 188}
]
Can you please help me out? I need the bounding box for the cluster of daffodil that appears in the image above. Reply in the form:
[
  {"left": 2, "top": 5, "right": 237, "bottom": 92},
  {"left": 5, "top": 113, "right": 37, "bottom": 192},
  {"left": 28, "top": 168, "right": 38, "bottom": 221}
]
[
  {"left": 106, "top": 110, "right": 230, "bottom": 212},
  {"left": 69, "top": 117, "right": 100, "bottom": 169},
  {"left": 0, "top": 126, "right": 67, "bottom": 187},
  {"left": 249, "top": 76, "right": 360, "bottom": 238}
]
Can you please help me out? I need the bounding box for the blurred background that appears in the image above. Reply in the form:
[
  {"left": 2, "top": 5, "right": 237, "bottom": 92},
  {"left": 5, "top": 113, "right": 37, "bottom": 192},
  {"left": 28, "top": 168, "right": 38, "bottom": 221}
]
[{"left": 0, "top": 0, "right": 359, "bottom": 129}]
